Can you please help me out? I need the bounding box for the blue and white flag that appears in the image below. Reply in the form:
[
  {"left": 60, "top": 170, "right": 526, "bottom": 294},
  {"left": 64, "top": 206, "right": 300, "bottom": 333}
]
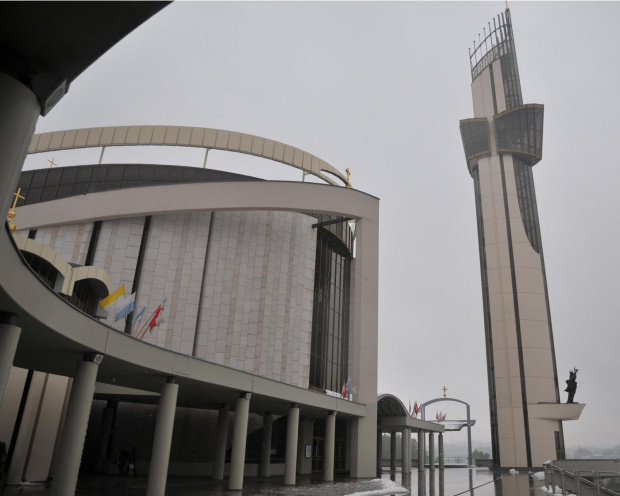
[
  {"left": 114, "top": 293, "right": 135, "bottom": 322},
  {"left": 346, "top": 377, "right": 352, "bottom": 401},
  {"left": 132, "top": 305, "right": 146, "bottom": 324}
]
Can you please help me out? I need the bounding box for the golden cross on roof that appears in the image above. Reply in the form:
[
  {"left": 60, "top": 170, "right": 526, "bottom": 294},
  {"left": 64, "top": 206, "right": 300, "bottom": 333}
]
[
  {"left": 7, "top": 188, "right": 25, "bottom": 232},
  {"left": 10, "top": 188, "right": 25, "bottom": 213},
  {"left": 47, "top": 157, "right": 58, "bottom": 168},
  {"left": 442, "top": 386, "right": 448, "bottom": 397}
]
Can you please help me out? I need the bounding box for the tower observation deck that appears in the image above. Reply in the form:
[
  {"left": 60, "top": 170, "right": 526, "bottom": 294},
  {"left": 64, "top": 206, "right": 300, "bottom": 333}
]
[{"left": 459, "top": 10, "right": 584, "bottom": 468}]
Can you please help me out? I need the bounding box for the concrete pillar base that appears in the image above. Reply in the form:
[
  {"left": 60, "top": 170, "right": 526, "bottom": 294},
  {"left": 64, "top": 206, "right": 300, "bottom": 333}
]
[
  {"left": 213, "top": 404, "right": 230, "bottom": 480},
  {"left": 229, "top": 394, "right": 251, "bottom": 491},
  {"left": 283, "top": 404, "right": 299, "bottom": 485},
  {"left": 323, "top": 412, "right": 336, "bottom": 482},
  {"left": 418, "top": 431, "right": 425, "bottom": 473},
  {"left": 50, "top": 355, "right": 100, "bottom": 496},
  {"left": 146, "top": 377, "right": 178, "bottom": 496},
  {"left": 259, "top": 413, "right": 273, "bottom": 478}
]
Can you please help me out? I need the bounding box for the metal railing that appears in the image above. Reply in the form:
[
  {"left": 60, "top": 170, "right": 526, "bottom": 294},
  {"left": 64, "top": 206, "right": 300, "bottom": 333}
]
[{"left": 544, "top": 462, "right": 620, "bottom": 496}]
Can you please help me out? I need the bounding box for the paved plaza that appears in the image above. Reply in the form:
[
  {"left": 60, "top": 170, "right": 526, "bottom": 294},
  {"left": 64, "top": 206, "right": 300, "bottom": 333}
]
[{"left": 0, "top": 468, "right": 546, "bottom": 496}]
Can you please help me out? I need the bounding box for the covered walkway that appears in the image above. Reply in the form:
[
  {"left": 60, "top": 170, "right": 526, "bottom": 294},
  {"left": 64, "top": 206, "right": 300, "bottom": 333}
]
[{"left": 377, "top": 394, "right": 446, "bottom": 475}]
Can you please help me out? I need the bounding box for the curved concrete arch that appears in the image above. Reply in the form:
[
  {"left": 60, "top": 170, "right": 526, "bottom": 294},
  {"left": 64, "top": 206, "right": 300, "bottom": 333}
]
[
  {"left": 419, "top": 397, "right": 471, "bottom": 410},
  {"left": 68, "top": 266, "right": 111, "bottom": 297},
  {"left": 27, "top": 125, "right": 352, "bottom": 188},
  {"left": 377, "top": 394, "right": 409, "bottom": 417},
  {"left": 4, "top": 180, "right": 378, "bottom": 420},
  {"left": 14, "top": 235, "right": 71, "bottom": 283},
  {"left": 15, "top": 180, "right": 378, "bottom": 230},
  {"left": 12, "top": 235, "right": 111, "bottom": 296}
]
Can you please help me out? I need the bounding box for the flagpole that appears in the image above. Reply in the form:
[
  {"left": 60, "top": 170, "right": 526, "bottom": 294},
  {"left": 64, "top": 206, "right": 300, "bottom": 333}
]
[{"left": 136, "top": 308, "right": 158, "bottom": 340}]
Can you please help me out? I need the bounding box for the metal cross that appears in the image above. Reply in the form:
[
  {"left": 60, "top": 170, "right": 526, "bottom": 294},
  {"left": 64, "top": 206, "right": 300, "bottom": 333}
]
[
  {"left": 442, "top": 386, "right": 448, "bottom": 397},
  {"left": 47, "top": 157, "right": 58, "bottom": 168},
  {"left": 10, "top": 188, "right": 25, "bottom": 212}
]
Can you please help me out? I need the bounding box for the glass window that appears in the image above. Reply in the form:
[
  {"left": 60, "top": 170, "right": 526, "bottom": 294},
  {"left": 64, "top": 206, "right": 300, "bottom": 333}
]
[
  {"left": 46, "top": 168, "right": 62, "bottom": 186},
  {"left": 30, "top": 170, "right": 47, "bottom": 188},
  {"left": 59, "top": 167, "right": 77, "bottom": 185},
  {"left": 106, "top": 164, "right": 124, "bottom": 182},
  {"left": 40, "top": 186, "right": 58, "bottom": 202},
  {"left": 56, "top": 184, "right": 72, "bottom": 199},
  {"left": 25, "top": 187, "right": 42, "bottom": 205},
  {"left": 75, "top": 166, "right": 92, "bottom": 184}
]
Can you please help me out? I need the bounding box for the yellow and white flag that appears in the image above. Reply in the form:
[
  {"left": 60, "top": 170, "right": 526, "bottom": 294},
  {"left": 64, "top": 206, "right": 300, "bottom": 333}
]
[{"left": 99, "top": 285, "right": 125, "bottom": 310}]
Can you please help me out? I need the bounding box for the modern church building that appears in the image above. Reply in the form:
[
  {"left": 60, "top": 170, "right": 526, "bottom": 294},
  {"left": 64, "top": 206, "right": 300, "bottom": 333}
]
[
  {"left": 459, "top": 9, "right": 584, "bottom": 468},
  {"left": 0, "top": 125, "right": 381, "bottom": 493}
]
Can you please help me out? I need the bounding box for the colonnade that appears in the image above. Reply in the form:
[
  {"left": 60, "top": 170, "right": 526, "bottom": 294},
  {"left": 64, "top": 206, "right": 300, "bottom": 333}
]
[
  {"left": 379, "top": 428, "right": 445, "bottom": 474},
  {"left": 0, "top": 321, "right": 343, "bottom": 494}
]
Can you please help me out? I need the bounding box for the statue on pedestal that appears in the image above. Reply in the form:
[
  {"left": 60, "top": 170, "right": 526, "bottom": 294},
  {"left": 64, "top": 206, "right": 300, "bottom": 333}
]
[{"left": 565, "top": 367, "right": 578, "bottom": 404}]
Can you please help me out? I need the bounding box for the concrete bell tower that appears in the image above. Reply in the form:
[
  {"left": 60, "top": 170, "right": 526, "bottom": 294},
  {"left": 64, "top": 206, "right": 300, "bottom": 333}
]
[{"left": 459, "top": 9, "right": 584, "bottom": 468}]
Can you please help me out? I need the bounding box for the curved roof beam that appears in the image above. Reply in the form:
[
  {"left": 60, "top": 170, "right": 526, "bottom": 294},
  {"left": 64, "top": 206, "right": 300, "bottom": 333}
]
[{"left": 28, "top": 126, "right": 351, "bottom": 188}]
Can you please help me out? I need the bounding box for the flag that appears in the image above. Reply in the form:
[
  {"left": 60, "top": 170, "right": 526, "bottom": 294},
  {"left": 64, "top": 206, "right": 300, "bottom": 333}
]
[
  {"left": 148, "top": 298, "right": 167, "bottom": 331},
  {"left": 414, "top": 401, "right": 419, "bottom": 416},
  {"left": 114, "top": 293, "right": 135, "bottom": 322},
  {"left": 99, "top": 285, "right": 125, "bottom": 309},
  {"left": 409, "top": 399, "right": 412, "bottom": 416},
  {"left": 132, "top": 306, "right": 146, "bottom": 324},
  {"left": 346, "top": 377, "right": 352, "bottom": 400},
  {"left": 341, "top": 381, "right": 348, "bottom": 399}
]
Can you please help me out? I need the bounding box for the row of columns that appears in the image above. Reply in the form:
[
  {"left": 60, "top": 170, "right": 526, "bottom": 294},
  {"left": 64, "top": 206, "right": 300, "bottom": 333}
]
[
  {"left": 1, "top": 320, "right": 341, "bottom": 494},
  {"left": 379, "top": 428, "right": 445, "bottom": 474}
]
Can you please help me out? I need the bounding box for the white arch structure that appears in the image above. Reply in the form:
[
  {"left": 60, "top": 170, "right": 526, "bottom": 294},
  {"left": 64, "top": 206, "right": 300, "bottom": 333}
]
[
  {"left": 27, "top": 125, "right": 351, "bottom": 187},
  {"left": 13, "top": 235, "right": 111, "bottom": 297}
]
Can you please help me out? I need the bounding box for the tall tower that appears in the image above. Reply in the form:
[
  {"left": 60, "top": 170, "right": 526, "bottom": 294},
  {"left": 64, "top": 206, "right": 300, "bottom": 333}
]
[{"left": 459, "top": 10, "right": 583, "bottom": 468}]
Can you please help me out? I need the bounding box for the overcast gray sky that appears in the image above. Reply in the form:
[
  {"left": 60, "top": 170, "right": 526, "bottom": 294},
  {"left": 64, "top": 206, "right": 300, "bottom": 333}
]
[{"left": 25, "top": 1, "right": 620, "bottom": 449}]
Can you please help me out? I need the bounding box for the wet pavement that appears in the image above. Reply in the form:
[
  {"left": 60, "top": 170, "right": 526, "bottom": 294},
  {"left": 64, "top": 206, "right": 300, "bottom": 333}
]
[{"left": 0, "top": 468, "right": 547, "bottom": 495}]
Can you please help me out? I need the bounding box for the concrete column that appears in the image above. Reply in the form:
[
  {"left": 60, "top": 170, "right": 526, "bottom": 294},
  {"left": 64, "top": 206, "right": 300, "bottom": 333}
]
[
  {"left": 297, "top": 418, "right": 314, "bottom": 475},
  {"left": 376, "top": 430, "right": 383, "bottom": 473},
  {"left": 229, "top": 393, "right": 251, "bottom": 491},
  {"left": 418, "top": 431, "right": 425, "bottom": 473},
  {"left": 390, "top": 431, "right": 397, "bottom": 471},
  {"left": 6, "top": 371, "right": 46, "bottom": 485},
  {"left": 50, "top": 354, "right": 100, "bottom": 496},
  {"left": 212, "top": 403, "right": 229, "bottom": 480},
  {"left": 48, "top": 378, "right": 73, "bottom": 480},
  {"left": 284, "top": 404, "right": 299, "bottom": 485},
  {"left": 0, "top": 313, "right": 21, "bottom": 409},
  {"left": 406, "top": 428, "right": 412, "bottom": 473},
  {"left": 0, "top": 72, "right": 40, "bottom": 218},
  {"left": 259, "top": 412, "right": 272, "bottom": 478},
  {"left": 429, "top": 432, "right": 435, "bottom": 471},
  {"left": 323, "top": 411, "right": 336, "bottom": 482},
  {"left": 95, "top": 400, "right": 116, "bottom": 473},
  {"left": 296, "top": 418, "right": 305, "bottom": 475},
  {"left": 402, "top": 428, "right": 410, "bottom": 474},
  {"left": 146, "top": 377, "right": 179, "bottom": 496},
  {"left": 401, "top": 429, "right": 406, "bottom": 473},
  {"left": 438, "top": 432, "right": 444, "bottom": 471}
]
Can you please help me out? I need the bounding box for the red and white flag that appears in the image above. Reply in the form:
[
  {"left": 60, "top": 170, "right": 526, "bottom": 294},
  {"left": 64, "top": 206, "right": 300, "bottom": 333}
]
[{"left": 148, "top": 298, "right": 167, "bottom": 331}]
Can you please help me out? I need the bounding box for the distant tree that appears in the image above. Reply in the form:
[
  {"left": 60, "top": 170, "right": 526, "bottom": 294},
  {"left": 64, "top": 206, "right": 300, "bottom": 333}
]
[
  {"left": 575, "top": 446, "right": 593, "bottom": 459},
  {"left": 473, "top": 448, "right": 490, "bottom": 459}
]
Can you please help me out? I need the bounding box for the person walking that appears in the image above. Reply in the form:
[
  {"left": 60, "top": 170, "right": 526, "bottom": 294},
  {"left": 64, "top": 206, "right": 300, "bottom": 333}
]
[{"left": 123, "top": 446, "right": 138, "bottom": 477}]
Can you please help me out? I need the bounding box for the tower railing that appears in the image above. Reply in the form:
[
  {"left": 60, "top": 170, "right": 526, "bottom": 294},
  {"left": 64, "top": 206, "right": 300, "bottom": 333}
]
[
  {"left": 469, "top": 10, "right": 515, "bottom": 81},
  {"left": 544, "top": 462, "right": 620, "bottom": 496}
]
